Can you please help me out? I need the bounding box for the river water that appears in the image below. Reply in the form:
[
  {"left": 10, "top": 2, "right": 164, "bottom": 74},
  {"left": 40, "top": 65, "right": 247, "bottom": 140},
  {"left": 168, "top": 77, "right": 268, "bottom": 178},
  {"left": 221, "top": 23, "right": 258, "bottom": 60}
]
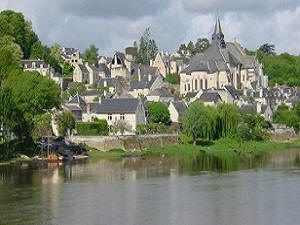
[{"left": 1, "top": 149, "right": 300, "bottom": 225}]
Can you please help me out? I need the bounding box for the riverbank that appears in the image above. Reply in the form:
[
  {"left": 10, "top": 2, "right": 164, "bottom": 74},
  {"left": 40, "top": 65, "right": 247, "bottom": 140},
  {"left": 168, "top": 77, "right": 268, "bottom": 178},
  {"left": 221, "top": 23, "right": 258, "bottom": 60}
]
[{"left": 88, "top": 138, "right": 300, "bottom": 160}]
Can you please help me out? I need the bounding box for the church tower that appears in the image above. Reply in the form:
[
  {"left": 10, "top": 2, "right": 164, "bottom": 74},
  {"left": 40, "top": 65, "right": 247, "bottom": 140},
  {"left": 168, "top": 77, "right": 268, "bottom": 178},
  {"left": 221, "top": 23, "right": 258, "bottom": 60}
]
[{"left": 212, "top": 17, "right": 226, "bottom": 48}]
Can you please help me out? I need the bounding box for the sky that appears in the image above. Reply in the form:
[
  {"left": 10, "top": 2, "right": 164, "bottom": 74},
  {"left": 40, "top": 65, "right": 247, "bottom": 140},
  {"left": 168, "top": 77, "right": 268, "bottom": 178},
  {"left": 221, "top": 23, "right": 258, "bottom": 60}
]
[{"left": 0, "top": 0, "right": 300, "bottom": 56}]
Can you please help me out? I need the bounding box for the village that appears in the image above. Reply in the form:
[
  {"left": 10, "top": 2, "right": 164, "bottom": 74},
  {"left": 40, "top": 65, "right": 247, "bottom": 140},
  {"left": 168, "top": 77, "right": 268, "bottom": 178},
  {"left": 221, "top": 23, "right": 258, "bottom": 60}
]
[{"left": 20, "top": 18, "right": 299, "bottom": 137}]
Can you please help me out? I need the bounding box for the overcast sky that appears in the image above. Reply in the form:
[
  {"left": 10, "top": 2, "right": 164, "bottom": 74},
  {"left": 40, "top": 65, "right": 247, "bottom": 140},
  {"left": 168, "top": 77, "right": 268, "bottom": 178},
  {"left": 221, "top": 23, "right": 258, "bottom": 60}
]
[{"left": 1, "top": 0, "right": 299, "bottom": 56}]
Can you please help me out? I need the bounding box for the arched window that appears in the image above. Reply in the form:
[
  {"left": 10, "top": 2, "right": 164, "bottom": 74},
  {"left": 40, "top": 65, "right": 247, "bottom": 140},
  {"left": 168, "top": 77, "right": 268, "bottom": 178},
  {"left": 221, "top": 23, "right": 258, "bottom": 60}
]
[
  {"left": 200, "top": 79, "right": 203, "bottom": 89},
  {"left": 195, "top": 80, "right": 198, "bottom": 90}
]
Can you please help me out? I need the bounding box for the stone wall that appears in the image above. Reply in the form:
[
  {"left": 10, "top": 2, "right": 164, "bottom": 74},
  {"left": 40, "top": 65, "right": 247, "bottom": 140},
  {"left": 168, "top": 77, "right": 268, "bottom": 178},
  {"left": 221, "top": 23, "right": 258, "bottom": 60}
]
[{"left": 69, "top": 134, "right": 179, "bottom": 152}]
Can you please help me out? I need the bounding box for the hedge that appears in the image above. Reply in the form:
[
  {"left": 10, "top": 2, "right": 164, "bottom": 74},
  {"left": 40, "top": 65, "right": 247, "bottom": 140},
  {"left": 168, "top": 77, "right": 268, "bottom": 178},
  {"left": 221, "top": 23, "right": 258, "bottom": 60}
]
[
  {"left": 135, "top": 123, "right": 171, "bottom": 135},
  {"left": 77, "top": 120, "right": 108, "bottom": 136}
]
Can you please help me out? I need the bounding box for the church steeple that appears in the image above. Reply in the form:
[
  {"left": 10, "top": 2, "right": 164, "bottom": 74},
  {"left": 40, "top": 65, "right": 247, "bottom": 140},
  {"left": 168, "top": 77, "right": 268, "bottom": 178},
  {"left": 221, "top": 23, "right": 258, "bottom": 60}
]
[{"left": 212, "top": 17, "right": 226, "bottom": 48}]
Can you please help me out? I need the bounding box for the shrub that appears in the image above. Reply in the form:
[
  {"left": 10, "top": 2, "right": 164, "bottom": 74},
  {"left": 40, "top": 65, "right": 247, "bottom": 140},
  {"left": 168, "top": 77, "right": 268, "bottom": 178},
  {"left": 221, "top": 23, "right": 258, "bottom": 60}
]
[
  {"left": 77, "top": 120, "right": 108, "bottom": 136},
  {"left": 136, "top": 123, "right": 170, "bottom": 135},
  {"left": 166, "top": 73, "right": 180, "bottom": 84},
  {"left": 147, "top": 102, "right": 170, "bottom": 125},
  {"left": 178, "top": 133, "right": 193, "bottom": 145}
]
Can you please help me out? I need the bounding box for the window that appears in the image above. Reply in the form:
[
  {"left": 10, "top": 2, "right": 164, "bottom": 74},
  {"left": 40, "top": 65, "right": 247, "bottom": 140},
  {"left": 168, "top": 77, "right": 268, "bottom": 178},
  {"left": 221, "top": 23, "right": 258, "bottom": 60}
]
[
  {"left": 120, "top": 114, "right": 125, "bottom": 120},
  {"left": 195, "top": 80, "right": 198, "bottom": 90},
  {"left": 200, "top": 79, "right": 203, "bottom": 89},
  {"left": 188, "top": 84, "right": 191, "bottom": 91},
  {"left": 72, "top": 59, "right": 74, "bottom": 63},
  {"left": 75, "top": 60, "right": 78, "bottom": 63},
  {"left": 108, "top": 114, "right": 112, "bottom": 121},
  {"left": 184, "top": 84, "right": 186, "bottom": 92}
]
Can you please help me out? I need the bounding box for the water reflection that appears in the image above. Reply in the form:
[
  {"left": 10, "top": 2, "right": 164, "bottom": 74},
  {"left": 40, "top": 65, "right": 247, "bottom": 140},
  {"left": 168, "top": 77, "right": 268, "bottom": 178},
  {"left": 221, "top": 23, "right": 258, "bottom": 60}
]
[{"left": 1, "top": 148, "right": 300, "bottom": 225}]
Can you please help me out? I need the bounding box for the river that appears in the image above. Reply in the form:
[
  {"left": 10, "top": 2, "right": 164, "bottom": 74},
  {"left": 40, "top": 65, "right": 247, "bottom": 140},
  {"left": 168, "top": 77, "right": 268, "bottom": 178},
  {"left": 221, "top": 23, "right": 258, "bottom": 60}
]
[{"left": 1, "top": 148, "right": 300, "bottom": 225}]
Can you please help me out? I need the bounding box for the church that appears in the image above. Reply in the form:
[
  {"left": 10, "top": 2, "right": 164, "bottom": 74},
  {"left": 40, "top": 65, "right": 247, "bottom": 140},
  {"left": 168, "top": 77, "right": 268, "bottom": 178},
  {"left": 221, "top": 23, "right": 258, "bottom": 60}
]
[{"left": 180, "top": 18, "right": 268, "bottom": 95}]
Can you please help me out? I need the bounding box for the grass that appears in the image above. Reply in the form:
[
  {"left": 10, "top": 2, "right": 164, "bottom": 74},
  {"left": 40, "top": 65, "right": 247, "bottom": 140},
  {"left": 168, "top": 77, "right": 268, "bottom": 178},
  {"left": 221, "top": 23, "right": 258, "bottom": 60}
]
[{"left": 87, "top": 138, "right": 300, "bottom": 161}]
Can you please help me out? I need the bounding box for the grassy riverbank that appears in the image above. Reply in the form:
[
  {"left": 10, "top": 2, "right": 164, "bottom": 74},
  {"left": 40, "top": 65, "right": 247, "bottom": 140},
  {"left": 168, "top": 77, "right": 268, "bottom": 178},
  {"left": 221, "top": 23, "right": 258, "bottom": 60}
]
[{"left": 88, "top": 138, "right": 300, "bottom": 160}]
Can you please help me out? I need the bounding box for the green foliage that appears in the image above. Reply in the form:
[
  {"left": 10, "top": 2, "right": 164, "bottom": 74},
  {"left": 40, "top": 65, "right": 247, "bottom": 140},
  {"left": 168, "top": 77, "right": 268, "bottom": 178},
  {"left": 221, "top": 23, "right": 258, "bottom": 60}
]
[
  {"left": 259, "top": 43, "right": 276, "bottom": 56},
  {"left": 5, "top": 71, "right": 61, "bottom": 140},
  {"left": 55, "top": 112, "right": 76, "bottom": 137},
  {"left": 110, "top": 120, "right": 132, "bottom": 135},
  {"left": 183, "top": 102, "right": 269, "bottom": 143},
  {"left": 77, "top": 120, "right": 108, "bottom": 136},
  {"left": 147, "top": 102, "right": 170, "bottom": 125},
  {"left": 166, "top": 73, "right": 180, "bottom": 84},
  {"left": 32, "top": 113, "right": 52, "bottom": 142},
  {"left": 68, "top": 83, "right": 86, "bottom": 97},
  {"left": 135, "top": 123, "right": 170, "bottom": 135},
  {"left": 0, "top": 10, "right": 38, "bottom": 58},
  {"left": 63, "top": 62, "right": 74, "bottom": 78},
  {"left": 274, "top": 103, "right": 300, "bottom": 132},
  {"left": 93, "top": 96, "right": 99, "bottom": 102},
  {"left": 216, "top": 103, "right": 241, "bottom": 138},
  {"left": 0, "top": 36, "right": 22, "bottom": 85},
  {"left": 84, "top": 44, "right": 99, "bottom": 66},
  {"left": 182, "top": 101, "right": 217, "bottom": 143},
  {"left": 125, "top": 47, "right": 138, "bottom": 57},
  {"left": 179, "top": 38, "right": 210, "bottom": 56},
  {"left": 178, "top": 133, "right": 193, "bottom": 145},
  {"left": 136, "top": 28, "right": 158, "bottom": 64}
]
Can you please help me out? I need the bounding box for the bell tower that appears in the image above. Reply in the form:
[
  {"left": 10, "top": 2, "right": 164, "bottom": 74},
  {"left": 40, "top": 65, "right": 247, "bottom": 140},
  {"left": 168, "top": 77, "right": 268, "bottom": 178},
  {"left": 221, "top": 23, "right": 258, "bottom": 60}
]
[{"left": 212, "top": 17, "right": 226, "bottom": 48}]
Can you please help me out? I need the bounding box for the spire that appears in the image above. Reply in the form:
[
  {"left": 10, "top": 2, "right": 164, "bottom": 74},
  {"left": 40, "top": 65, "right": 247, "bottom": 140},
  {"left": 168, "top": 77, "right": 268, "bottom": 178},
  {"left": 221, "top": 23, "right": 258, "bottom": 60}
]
[
  {"left": 212, "top": 17, "right": 226, "bottom": 48},
  {"left": 213, "top": 17, "right": 223, "bottom": 36}
]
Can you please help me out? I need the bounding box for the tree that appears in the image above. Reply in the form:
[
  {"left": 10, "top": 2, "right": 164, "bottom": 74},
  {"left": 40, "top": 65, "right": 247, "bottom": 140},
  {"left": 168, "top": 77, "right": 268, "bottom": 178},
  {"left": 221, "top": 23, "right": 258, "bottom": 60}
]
[
  {"left": 84, "top": 44, "right": 99, "bottom": 66},
  {"left": 0, "top": 36, "right": 22, "bottom": 86},
  {"left": 216, "top": 103, "right": 241, "bottom": 138},
  {"left": 187, "top": 41, "right": 195, "bottom": 55},
  {"left": 194, "top": 38, "right": 210, "bottom": 54},
  {"left": 147, "top": 102, "right": 170, "bottom": 125},
  {"left": 182, "top": 101, "right": 217, "bottom": 144},
  {"left": 63, "top": 62, "right": 74, "bottom": 78},
  {"left": 68, "top": 83, "right": 86, "bottom": 97},
  {"left": 136, "top": 28, "right": 158, "bottom": 64},
  {"left": 55, "top": 112, "right": 76, "bottom": 137},
  {"left": 259, "top": 43, "right": 276, "bottom": 56},
  {"left": 32, "top": 113, "right": 52, "bottom": 142},
  {"left": 178, "top": 44, "right": 188, "bottom": 55},
  {"left": 0, "top": 10, "right": 38, "bottom": 58},
  {"left": 110, "top": 120, "right": 132, "bottom": 136},
  {"left": 50, "top": 43, "right": 62, "bottom": 62},
  {"left": 5, "top": 71, "right": 61, "bottom": 141}
]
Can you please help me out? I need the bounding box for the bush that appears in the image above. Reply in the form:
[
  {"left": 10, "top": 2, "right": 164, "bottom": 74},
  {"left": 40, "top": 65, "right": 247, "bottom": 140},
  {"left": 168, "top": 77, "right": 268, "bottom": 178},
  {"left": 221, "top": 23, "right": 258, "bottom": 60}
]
[
  {"left": 147, "top": 102, "right": 170, "bottom": 125},
  {"left": 166, "top": 73, "right": 180, "bottom": 84},
  {"left": 178, "top": 133, "right": 193, "bottom": 145},
  {"left": 77, "top": 120, "right": 108, "bottom": 136},
  {"left": 136, "top": 123, "right": 170, "bottom": 135}
]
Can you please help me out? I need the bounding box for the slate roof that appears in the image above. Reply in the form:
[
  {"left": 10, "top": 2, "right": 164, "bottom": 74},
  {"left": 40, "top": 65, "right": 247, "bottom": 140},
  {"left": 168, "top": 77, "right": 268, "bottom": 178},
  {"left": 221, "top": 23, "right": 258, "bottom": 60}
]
[
  {"left": 22, "top": 60, "right": 49, "bottom": 69},
  {"left": 89, "top": 98, "right": 140, "bottom": 114},
  {"left": 224, "top": 85, "right": 242, "bottom": 99},
  {"left": 98, "top": 77, "right": 121, "bottom": 88},
  {"left": 98, "top": 63, "right": 111, "bottom": 77},
  {"left": 148, "top": 87, "right": 175, "bottom": 98},
  {"left": 240, "top": 104, "right": 257, "bottom": 114},
  {"left": 81, "top": 89, "right": 101, "bottom": 97},
  {"left": 63, "top": 47, "right": 78, "bottom": 56},
  {"left": 199, "top": 92, "right": 221, "bottom": 102},
  {"left": 78, "top": 65, "right": 89, "bottom": 75},
  {"left": 66, "top": 94, "right": 86, "bottom": 109},
  {"left": 185, "top": 92, "right": 198, "bottom": 99},
  {"left": 172, "top": 101, "right": 187, "bottom": 117}
]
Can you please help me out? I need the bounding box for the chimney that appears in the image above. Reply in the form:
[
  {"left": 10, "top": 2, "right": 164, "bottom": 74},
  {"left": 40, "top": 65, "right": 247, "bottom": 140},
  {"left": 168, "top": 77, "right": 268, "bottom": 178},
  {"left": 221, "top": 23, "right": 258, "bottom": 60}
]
[
  {"left": 148, "top": 74, "right": 152, "bottom": 82},
  {"left": 98, "top": 96, "right": 102, "bottom": 104},
  {"left": 104, "top": 90, "right": 107, "bottom": 97},
  {"left": 257, "top": 102, "right": 262, "bottom": 114},
  {"left": 87, "top": 103, "right": 91, "bottom": 114},
  {"left": 243, "top": 88, "right": 247, "bottom": 96},
  {"left": 104, "top": 80, "right": 107, "bottom": 87},
  {"left": 138, "top": 67, "right": 141, "bottom": 82},
  {"left": 260, "top": 88, "right": 264, "bottom": 98},
  {"left": 150, "top": 59, "right": 153, "bottom": 66}
]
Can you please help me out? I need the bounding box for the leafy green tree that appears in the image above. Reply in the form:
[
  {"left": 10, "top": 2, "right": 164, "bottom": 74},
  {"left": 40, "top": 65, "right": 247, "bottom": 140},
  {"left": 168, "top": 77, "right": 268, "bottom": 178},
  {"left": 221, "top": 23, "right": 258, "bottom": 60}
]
[
  {"left": 178, "top": 44, "right": 188, "bottom": 55},
  {"left": 136, "top": 28, "right": 158, "bottom": 64},
  {"left": 5, "top": 71, "right": 61, "bottom": 140},
  {"left": 0, "top": 10, "right": 38, "bottom": 58},
  {"left": 0, "top": 36, "right": 22, "bottom": 85},
  {"left": 216, "top": 103, "right": 241, "bottom": 138},
  {"left": 63, "top": 62, "right": 74, "bottom": 78},
  {"left": 68, "top": 83, "right": 86, "bottom": 97},
  {"left": 259, "top": 43, "right": 276, "bottom": 56},
  {"left": 0, "top": 86, "right": 20, "bottom": 142},
  {"left": 194, "top": 38, "right": 210, "bottom": 54},
  {"left": 32, "top": 113, "right": 52, "bottom": 142},
  {"left": 55, "top": 112, "right": 76, "bottom": 137},
  {"left": 187, "top": 41, "right": 195, "bottom": 55},
  {"left": 182, "top": 101, "right": 217, "bottom": 143},
  {"left": 50, "top": 43, "right": 62, "bottom": 62},
  {"left": 147, "top": 102, "right": 170, "bottom": 125},
  {"left": 166, "top": 73, "right": 180, "bottom": 84},
  {"left": 84, "top": 44, "right": 99, "bottom": 66}
]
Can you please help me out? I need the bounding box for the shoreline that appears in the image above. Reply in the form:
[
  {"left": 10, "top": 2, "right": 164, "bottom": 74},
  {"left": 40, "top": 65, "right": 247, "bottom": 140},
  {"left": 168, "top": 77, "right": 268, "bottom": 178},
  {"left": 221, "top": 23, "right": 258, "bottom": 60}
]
[{"left": 2, "top": 138, "right": 300, "bottom": 165}]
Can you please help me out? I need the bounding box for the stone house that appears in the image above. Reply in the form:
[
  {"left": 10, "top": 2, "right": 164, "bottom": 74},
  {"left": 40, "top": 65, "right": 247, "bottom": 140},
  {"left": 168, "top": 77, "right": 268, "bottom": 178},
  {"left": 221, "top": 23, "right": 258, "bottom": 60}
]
[
  {"left": 146, "top": 87, "right": 175, "bottom": 103},
  {"left": 168, "top": 101, "right": 188, "bottom": 123},
  {"left": 129, "top": 65, "right": 164, "bottom": 97},
  {"left": 110, "top": 52, "right": 133, "bottom": 78},
  {"left": 22, "top": 60, "right": 52, "bottom": 76},
  {"left": 83, "top": 98, "right": 147, "bottom": 135},
  {"left": 63, "top": 94, "right": 87, "bottom": 121},
  {"left": 61, "top": 47, "right": 83, "bottom": 66},
  {"left": 80, "top": 89, "right": 101, "bottom": 103},
  {"left": 199, "top": 92, "right": 222, "bottom": 106},
  {"left": 180, "top": 18, "right": 268, "bottom": 96},
  {"left": 73, "top": 63, "right": 110, "bottom": 84}
]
